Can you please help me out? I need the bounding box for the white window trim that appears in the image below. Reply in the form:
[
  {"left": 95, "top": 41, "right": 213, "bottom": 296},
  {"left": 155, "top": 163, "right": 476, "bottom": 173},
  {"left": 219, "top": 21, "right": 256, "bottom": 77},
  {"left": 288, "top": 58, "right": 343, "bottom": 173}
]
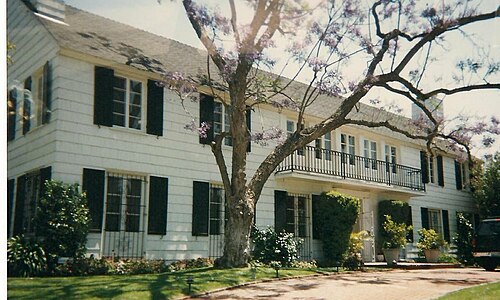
[{"left": 112, "top": 74, "right": 146, "bottom": 131}]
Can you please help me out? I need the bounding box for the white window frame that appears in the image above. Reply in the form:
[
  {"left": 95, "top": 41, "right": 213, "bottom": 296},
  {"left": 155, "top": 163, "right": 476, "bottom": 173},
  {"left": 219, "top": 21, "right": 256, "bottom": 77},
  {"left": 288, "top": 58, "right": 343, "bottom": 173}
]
[
  {"left": 428, "top": 209, "right": 443, "bottom": 235},
  {"left": 429, "top": 156, "right": 435, "bottom": 184},
  {"left": 363, "top": 139, "right": 377, "bottom": 169},
  {"left": 385, "top": 145, "right": 397, "bottom": 173},
  {"left": 112, "top": 75, "right": 145, "bottom": 130},
  {"left": 341, "top": 133, "right": 356, "bottom": 164},
  {"left": 213, "top": 102, "right": 232, "bottom": 146}
]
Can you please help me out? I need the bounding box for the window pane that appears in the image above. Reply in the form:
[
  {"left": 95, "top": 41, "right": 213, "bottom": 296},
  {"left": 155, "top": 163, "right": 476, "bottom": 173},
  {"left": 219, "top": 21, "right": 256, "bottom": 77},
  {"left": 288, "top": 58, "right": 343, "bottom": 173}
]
[
  {"left": 114, "top": 77, "right": 126, "bottom": 89},
  {"left": 130, "top": 80, "right": 142, "bottom": 93}
]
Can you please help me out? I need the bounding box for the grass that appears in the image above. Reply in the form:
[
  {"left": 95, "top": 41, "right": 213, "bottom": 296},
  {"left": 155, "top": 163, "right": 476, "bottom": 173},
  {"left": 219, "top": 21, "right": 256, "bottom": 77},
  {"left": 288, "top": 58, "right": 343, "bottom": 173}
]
[
  {"left": 438, "top": 281, "right": 500, "bottom": 300},
  {"left": 7, "top": 267, "right": 320, "bottom": 300}
]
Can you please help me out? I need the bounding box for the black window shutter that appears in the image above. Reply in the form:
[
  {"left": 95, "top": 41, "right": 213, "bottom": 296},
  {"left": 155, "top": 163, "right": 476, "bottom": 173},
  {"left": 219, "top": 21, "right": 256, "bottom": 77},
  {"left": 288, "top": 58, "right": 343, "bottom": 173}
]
[
  {"left": 421, "top": 207, "right": 429, "bottom": 229},
  {"left": 14, "top": 175, "right": 26, "bottom": 235},
  {"left": 311, "top": 194, "right": 321, "bottom": 239},
  {"left": 23, "top": 77, "right": 32, "bottom": 135},
  {"left": 146, "top": 80, "right": 164, "bottom": 136},
  {"left": 454, "top": 160, "right": 462, "bottom": 190},
  {"left": 246, "top": 107, "right": 252, "bottom": 152},
  {"left": 8, "top": 88, "right": 17, "bottom": 141},
  {"left": 274, "top": 190, "right": 287, "bottom": 233},
  {"left": 39, "top": 166, "right": 52, "bottom": 198},
  {"left": 148, "top": 176, "right": 169, "bottom": 235},
  {"left": 437, "top": 155, "right": 444, "bottom": 187},
  {"left": 82, "top": 168, "right": 105, "bottom": 231},
  {"left": 42, "top": 61, "right": 52, "bottom": 124},
  {"left": 192, "top": 181, "right": 209, "bottom": 236},
  {"left": 199, "top": 94, "right": 214, "bottom": 144},
  {"left": 420, "top": 151, "right": 429, "bottom": 184},
  {"left": 442, "top": 210, "right": 450, "bottom": 242},
  {"left": 8, "top": 179, "right": 15, "bottom": 236},
  {"left": 406, "top": 206, "right": 414, "bottom": 242},
  {"left": 94, "top": 66, "right": 114, "bottom": 127}
]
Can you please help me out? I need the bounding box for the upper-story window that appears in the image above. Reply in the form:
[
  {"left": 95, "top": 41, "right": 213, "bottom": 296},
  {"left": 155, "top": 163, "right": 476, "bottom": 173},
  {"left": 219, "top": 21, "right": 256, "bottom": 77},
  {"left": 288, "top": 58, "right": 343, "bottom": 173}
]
[
  {"left": 213, "top": 102, "right": 232, "bottom": 146},
  {"left": 385, "top": 145, "right": 397, "bottom": 173},
  {"left": 22, "top": 62, "right": 52, "bottom": 135},
  {"left": 112, "top": 76, "right": 143, "bottom": 130},
  {"left": 363, "top": 139, "right": 377, "bottom": 169},
  {"left": 287, "top": 120, "right": 304, "bottom": 155},
  {"left": 429, "top": 157, "right": 435, "bottom": 184},
  {"left": 341, "top": 133, "right": 356, "bottom": 164}
]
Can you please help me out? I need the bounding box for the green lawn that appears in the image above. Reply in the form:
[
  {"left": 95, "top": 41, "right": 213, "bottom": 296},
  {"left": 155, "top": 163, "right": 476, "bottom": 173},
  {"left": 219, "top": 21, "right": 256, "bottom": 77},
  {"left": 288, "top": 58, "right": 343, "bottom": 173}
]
[
  {"left": 7, "top": 267, "right": 319, "bottom": 300},
  {"left": 438, "top": 281, "right": 500, "bottom": 300}
]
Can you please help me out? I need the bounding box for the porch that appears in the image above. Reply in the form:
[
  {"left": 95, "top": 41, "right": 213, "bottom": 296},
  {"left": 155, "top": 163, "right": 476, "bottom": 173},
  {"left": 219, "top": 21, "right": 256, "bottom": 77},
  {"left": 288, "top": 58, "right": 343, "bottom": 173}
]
[{"left": 275, "top": 146, "right": 425, "bottom": 192}]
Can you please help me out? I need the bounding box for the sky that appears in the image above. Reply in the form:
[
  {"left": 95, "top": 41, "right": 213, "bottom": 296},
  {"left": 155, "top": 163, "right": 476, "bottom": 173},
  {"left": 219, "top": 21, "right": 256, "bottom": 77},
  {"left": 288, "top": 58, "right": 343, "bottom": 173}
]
[{"left": 44, "top": 1, "right": 500, "bottom": 156}]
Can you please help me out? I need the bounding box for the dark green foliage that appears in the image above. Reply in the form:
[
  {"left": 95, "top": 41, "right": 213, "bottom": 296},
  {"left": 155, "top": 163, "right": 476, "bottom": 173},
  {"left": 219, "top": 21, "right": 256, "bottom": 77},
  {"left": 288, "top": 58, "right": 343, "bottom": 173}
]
[
  {"left": 316, "top": 191, "right": 360, "bottom": 266},
  {"left": 454, "top": 212, "right": 475, "bottom": 265},
  {"left": 251, "top": 226, "right": 302, "bottom": 266},
  {"left": 472, "top": 153, "right": 500, "bottom": 218},
  {"left": 167, "top": 257, "right": 214, "bottom": 272},
  {"left": 55, "top": 257, "right": 112, "bottom": 276},
  {"left": 378, "top": 200, "right": 412, "bottom": 250},
  {"left": 33, "top": 180, "right": 90, "bottom": 264},
  {"left": 7, "top": 235, "right": 47, "bottom": 277}
]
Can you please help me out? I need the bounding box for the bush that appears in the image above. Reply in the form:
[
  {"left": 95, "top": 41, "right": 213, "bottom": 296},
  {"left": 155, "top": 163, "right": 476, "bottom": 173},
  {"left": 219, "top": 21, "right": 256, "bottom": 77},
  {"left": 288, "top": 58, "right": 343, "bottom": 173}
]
[
  {"left": 454, "top": 212, "right": 475, "bottom": 265},
  {"left": 251, "top": 226, "right": 302, "bottom": 266},
  {"left": 316, "top": 191, "right": 360, "bottom": 266},
  {"left": 343, "top": 231, "right": 368, "bottom": 270},
  {"left": 33, "top": 180, "right": 90, "bottom": 268},
  {"left": 378, "top": 200, "right": 413, "bottom": 250},
  {"left": 290, "top": 260, "right": 317, "bottom": 269},
  {"left": 7, "top": 235, "right": 47, "bottom": 277},
  {"left": 417, "top": 228, "right": 446, "bottom": 250},
  {"left": 167, "top": 257, "right": 213, "bottom": 272},
  {"left": 55, "top": 256, "right": 112, "bottom": 276},
  {"left": 382, "top": 215, "right": 412, "bottom": 249}
]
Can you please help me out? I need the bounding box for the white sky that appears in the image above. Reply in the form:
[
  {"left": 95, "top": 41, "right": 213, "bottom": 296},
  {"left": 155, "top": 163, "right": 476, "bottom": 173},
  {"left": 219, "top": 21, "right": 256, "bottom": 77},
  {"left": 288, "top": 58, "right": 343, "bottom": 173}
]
[{"left": 57, "top": 1, "right": 500, "bottom": 156}]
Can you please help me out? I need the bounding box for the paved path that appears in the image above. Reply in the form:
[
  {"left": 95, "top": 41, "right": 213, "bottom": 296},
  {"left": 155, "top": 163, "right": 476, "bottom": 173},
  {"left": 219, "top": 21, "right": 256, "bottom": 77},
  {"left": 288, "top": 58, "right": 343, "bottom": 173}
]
[{"left": 195, "top": 268, "right": 500, "bottom": 299}]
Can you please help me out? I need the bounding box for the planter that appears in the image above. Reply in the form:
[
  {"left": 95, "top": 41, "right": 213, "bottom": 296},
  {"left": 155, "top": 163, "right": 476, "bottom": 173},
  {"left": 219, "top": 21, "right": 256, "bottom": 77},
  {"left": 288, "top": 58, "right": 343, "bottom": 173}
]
[
  {"left": 376, "top": 254, "right": 385, "bottom": 262},
  {"left": 383, "top": 248, "right": 400, "bottom": 266},
  {"left": 424, "top": 249, "right": 440, "bottom": 263}
]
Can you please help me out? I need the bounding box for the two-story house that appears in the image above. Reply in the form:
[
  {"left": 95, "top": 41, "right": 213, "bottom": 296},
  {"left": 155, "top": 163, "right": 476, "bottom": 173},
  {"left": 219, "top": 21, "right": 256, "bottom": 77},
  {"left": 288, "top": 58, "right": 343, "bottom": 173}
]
[{"left": 7, "top": 0, "right": 476, "bottom": 262}]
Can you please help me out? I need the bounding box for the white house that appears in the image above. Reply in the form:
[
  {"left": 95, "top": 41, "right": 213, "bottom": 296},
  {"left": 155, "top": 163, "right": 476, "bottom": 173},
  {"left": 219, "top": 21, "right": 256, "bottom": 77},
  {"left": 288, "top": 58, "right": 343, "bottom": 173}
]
[{"left": 7, "top": 0, "right": 476, "bottom": 262}]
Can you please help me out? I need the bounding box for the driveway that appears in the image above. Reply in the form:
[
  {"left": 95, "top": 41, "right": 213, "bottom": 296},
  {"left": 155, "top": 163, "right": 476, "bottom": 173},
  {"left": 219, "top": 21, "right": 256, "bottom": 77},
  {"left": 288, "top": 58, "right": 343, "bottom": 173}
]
[{"left": 194, "top": 268, "right": 500, "bottom": 299}]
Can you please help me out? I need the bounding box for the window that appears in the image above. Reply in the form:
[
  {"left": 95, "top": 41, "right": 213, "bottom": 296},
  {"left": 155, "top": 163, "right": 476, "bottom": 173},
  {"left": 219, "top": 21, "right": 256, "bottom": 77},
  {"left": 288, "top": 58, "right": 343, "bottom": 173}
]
[
  {"left": 287, "top": 120, "right": 304, "bottom": 155},
  {"left": 341, "top": 134, "right": 356, "bottom": 164},
  {"left": 363, "top": 140, "right": 377, "bottom": 169},
  {"left": 209, "top": 184, "right": 225, "bottom": 235},
  {"left": 324, "top": 132, "right": 332, "bottom": 160},
  {"left": 429, "top": 156, "right": 435, "bottom": 183},
  {"left": 105, "top": 174, "right": 144, "bottom": 232},
  {"left": 455, "top": 160, "right": 468, "bottom": 190},
  {"left": 213, "top": 102, "right": 232, "bottom": 146},
  {"left": 385, "top": 145, "right": 397, "bottom": 173},
  {"left": 22, "top": 172, "right": 41, "bottom": 234},
  {"left": 112, "top": 76, "right": 143, "bottom": 130},
  {"left": 22, "top": 62, "right": 51, "bottom": 135},
  {"left": 285, "top": 194, "right": 308, "bottom": 238},
  {"left": 428, "top": 209, "right": 443, "bottom": 234}
]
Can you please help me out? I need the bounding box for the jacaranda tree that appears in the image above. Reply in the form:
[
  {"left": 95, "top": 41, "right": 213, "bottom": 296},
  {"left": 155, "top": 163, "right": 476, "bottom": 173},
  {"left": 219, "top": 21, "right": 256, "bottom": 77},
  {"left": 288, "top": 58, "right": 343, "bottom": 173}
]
[{"left": 159, "top": 0, "right": 500, "bottom": 267}]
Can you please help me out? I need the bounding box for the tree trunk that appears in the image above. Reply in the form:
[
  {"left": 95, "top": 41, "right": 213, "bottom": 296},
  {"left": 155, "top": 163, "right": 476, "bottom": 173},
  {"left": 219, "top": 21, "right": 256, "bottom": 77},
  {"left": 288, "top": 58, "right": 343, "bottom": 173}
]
[{"left": 218, "top": 193, "right": 255, "bottom": 268}]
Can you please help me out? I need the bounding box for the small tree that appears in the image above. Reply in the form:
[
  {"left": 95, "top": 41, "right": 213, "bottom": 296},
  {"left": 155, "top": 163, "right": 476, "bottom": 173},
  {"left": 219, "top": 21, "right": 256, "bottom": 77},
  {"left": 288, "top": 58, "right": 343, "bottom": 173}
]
[
  {"left": 33, "top": 180, "right": 90, "bottom": 267},
  {"left": 382, "top": 215, "right": 412, "bottom": 249},
  {"left": 454, "top": 212, "right": 475, "bottom": 265},
  {"left": 472, "top": 152, "right": 500, "bottom": 218},
  {"left": 316, "top": 191, "right": 360, "bottom": 266}
]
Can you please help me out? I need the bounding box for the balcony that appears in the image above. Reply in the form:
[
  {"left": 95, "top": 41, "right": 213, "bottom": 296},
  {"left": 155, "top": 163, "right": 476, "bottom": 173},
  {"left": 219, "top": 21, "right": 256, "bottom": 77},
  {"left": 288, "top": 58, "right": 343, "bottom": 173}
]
[{"left": 275, "top": 146, "right": 425, "bottom": 192}]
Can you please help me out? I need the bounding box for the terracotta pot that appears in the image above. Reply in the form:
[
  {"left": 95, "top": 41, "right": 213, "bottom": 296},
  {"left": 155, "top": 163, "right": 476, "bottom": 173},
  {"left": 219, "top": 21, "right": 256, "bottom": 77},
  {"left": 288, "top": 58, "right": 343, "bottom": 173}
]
[
  {"left": 424, "top": 249, "right": 440, "bottom": 263},
  {"left": 383, "top": 248, "right": 400, "bottom": 266}
]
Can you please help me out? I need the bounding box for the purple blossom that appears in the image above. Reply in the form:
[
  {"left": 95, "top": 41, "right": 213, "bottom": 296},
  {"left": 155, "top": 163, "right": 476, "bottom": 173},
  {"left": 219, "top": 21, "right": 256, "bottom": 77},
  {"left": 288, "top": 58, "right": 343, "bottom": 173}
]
[
  {"left": 251, "top": 126, "right": 285, "bottom": 146},
  {"left": 184, "top": 120, "right": 211, "bottom": 139},
  {"left": 308, "top": 57, "right": 327, "bottom": 72}
]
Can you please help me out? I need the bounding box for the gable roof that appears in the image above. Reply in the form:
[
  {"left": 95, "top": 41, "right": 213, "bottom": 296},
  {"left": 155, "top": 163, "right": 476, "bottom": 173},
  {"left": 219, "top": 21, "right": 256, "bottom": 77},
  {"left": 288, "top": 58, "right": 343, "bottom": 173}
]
[{"left": 31, "top": 2, "right": 444, "bottom": 151}]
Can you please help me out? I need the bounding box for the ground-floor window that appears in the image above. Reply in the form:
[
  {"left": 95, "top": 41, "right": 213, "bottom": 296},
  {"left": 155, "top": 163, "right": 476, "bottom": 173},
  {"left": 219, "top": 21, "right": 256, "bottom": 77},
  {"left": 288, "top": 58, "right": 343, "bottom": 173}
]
[{"left": 22, "top": 172, "right": 41, "bottom": 234}]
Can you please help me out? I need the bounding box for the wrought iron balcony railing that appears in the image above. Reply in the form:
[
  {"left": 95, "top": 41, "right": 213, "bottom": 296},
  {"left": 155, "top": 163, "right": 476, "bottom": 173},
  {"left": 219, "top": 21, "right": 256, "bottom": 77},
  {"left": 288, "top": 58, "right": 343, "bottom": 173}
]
[{"left": 275, "top": 145, "right": 425, "bottom": 191}]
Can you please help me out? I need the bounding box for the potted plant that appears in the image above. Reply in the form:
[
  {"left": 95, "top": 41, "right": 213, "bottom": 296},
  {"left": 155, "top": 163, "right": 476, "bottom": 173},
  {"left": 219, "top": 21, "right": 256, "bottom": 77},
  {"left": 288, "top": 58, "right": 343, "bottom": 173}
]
[
  {"left": 417, "top": 228, "right": 447, "bottom": 263},
  {"left": 381, "top": 215, "right": 412, "bottom": 266}
]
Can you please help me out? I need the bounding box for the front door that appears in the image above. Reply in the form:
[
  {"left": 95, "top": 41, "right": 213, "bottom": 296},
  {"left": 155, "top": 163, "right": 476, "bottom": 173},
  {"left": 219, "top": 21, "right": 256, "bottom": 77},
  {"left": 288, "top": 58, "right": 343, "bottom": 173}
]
[
  {"left": 286, "top": 193, "right": 311, "bottom": 260},
  {"left": 102, "top": 174, "right": 145, "bottom": 258}
]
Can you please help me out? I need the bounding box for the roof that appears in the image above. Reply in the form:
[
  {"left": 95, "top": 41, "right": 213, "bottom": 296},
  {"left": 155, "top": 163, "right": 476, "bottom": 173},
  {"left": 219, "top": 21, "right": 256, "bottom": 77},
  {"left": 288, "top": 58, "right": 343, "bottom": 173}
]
[{"left": 33, "top": 3, "right": 435, "bottom": 149}]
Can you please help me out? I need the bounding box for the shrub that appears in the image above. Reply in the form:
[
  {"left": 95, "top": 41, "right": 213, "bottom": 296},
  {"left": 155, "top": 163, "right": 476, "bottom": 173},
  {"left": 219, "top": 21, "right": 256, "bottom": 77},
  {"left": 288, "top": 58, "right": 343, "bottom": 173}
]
[
  {"left": 343, "top": 231, "right": 368, "bottom": 270},
  {"left": 316, "top": 191, "right": 360, "bottom": 266},
  {"left": 378, "top": 200, "right": 413, "bottom": 251},
  {"left": 454, "top": 212, "right": 475, "bottom": 265},
  {"left": 251, "top": 226, "right": 302, "bottom": 266},
  {"left": 290, "top": 260, "right": 317, "bottom": 269},
  {"left": 55, "top": 256, "right": 112, "bottom": 276},
  {"left": 33, "top": 180, "right": 90, "bottom": 268},
  {"left": 168, "top": 258, "right": 214, "bottom": 272},
  {"left": 382, "top": 215, "right": 412, "bottom": 249},
  {"left": 7, "top": 235, "right": 47, "bottom": 277},
  {"left": 417, "top": 228, "right": 446, "bottom": 250}
]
